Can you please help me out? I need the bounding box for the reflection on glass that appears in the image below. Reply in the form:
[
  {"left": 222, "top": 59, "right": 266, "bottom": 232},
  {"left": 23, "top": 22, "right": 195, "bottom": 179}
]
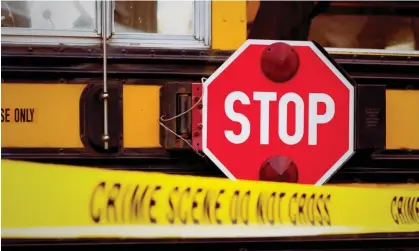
[
  {"left": 309, "top": 15, "right": 419, "bottom": 50},
  {"left": 246, "top": 1, "right": 419, "bottom": 51},
  {"left": 114, "top": 0, "right": 194, "bottom": 35},
  {"left": 1, "top": 1, "right": 96, "bottom": 30}
]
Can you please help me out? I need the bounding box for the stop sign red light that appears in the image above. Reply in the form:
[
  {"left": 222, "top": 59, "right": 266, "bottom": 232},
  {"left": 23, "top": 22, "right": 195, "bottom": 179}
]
[{"left": 202, "top": 40, "right": 354, "bottom": 185}]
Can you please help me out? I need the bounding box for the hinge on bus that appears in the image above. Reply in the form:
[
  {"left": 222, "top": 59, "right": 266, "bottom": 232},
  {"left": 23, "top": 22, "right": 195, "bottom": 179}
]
[
  {"left": 79, "top": 81, "right": 123, "bottom": 154},
  {"left": 160, "top": 82, "right": 202, "bottom": 151}
]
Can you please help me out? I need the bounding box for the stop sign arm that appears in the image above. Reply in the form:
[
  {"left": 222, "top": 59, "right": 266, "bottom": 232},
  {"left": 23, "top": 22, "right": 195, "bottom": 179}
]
[{"left": 159, "top": 40, "right": 389, "bottom": 185}]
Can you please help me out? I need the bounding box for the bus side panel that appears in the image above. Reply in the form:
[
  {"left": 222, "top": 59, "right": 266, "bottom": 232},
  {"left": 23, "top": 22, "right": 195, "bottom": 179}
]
[
  {"left": 123, "top": 85, "right": 161, "bottom": 148},
  {"left": 386, "top": 90, "right": 419, "bottom": 149},
  {"left": 212, "top": 0, "right": 247, "bottom": 50}
]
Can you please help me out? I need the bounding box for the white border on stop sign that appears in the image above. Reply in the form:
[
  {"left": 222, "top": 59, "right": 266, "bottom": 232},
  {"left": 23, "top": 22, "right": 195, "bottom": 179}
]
[{"left": 202, "top": 39, "right": 355, "bottom": 185}]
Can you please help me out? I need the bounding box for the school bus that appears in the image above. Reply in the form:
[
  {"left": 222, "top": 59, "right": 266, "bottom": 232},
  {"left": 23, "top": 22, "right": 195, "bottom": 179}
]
[
  {"left": 2, "top": 0, "right": 419, "bottom": 182},
  {"left": 1, "top": 1, "right": 419, "bottom": 248}
]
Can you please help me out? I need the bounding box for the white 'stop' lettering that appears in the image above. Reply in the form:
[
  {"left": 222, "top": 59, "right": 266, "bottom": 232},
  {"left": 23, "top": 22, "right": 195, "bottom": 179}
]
[{"left": 224, "top": 91, "right": 335, "bottom": 146}]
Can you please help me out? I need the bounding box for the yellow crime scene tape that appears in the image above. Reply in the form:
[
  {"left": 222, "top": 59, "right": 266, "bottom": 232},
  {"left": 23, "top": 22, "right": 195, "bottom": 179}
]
[{"left": 1, "top": 160, "right": 419, "bottom": 239}]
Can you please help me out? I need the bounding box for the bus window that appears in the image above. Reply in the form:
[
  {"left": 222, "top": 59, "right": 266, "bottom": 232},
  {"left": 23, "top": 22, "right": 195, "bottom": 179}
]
[
  {"left": 246, "top": 1, "right": 419, "bottom": 52},
  {"left": 1, "top": 0, "right": 100, "bottom": 45},
  {"left": 1, "top": 1, "right": 97, "bottom": 30},
  {"left": 310, "top": 14, "right": 419, "bottom": 51},
  {"left": 114, "top": 1, "right": 193, "bottom": 35},
  {"left": 109, "top": 0, "right": 210, "bottom": 48}
]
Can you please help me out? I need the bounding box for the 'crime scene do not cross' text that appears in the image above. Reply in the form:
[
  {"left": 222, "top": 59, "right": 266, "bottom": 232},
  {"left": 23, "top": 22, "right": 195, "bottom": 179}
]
[
  {"left": 89, "top": 182, "right": 419, "bottom": 227},
  {"left": 89, "top": 181, "right": 332, "bottom": 226}
]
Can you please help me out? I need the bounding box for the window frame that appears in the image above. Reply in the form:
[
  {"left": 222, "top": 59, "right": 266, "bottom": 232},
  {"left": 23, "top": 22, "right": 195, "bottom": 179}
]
[
  {"left": 1, "top": 0, "right": 102, "bottom": 45},
  {"left": 107, "top": 0, "right": 211, "bottom": 48}
]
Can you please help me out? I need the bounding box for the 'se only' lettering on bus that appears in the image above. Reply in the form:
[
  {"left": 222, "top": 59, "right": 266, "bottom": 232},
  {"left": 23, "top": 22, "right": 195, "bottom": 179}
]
[
  {"left": 256, "top": 192, "right": 331, "bottom": 226},
  {"left": 1, "top": 108, "right": 35, "bottom": 123},
  {"left": 391, "top": 196, "right": 419, "bottom": 225}
]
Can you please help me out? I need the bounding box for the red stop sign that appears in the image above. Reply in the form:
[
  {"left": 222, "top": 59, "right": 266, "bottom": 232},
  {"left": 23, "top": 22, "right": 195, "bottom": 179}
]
[{"left": 202, "top": 40, "right": 354, "bottom": 185}]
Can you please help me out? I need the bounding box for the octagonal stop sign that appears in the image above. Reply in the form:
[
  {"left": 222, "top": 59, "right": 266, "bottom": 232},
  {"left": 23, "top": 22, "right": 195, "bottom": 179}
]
[{"left": 202, "top": 40, "right": 355, "bottom": 185}]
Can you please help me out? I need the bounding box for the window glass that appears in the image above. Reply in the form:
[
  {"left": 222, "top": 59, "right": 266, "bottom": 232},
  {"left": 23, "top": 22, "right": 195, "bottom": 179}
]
[
  {"left": 246, "top": 1, "right": 419, "bottom": 51},
  {"left": 310, "top": 14, "right": 419, "bottom": 51},
  {"left": 1, "top": 0, "right": 96, "bottom": 30},
  {"left": 114, "top": 0, "right": 194, "bottom": 35}
]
